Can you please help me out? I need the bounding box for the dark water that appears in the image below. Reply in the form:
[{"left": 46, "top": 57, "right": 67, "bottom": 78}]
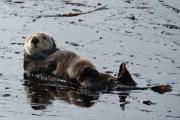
[{"left": 0, "top": 0, "right": 180, "bottom": 120}]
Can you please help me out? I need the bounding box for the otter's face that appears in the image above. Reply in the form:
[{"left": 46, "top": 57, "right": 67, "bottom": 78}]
[{"left": 24, "top": 32, "right": 56, "bottom": 56}]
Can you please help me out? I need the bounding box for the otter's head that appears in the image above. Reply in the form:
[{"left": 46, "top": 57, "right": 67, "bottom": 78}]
[{"left": 24, "top": 32, "right": 56, "bottom": 57}]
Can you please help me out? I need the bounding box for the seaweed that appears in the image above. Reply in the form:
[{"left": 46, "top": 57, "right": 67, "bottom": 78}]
[{"left": 33, "top": 5, "right": 108, "bottom": 21}]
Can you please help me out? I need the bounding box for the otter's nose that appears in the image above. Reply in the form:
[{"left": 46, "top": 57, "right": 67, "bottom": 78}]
[{"left": 31, "top": 37, "right": 39, "bottom": 45}]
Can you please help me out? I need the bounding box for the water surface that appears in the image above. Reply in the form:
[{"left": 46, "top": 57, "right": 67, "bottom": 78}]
[{"left": 0, "top": 0, "right": 180, "bottom": 120}]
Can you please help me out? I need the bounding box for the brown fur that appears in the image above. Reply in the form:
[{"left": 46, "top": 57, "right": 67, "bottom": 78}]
[
  {"left": 45, "top": 50, "right": 98, "bottom": 84},
  {"left": 44, "top": 50, "right": 125, "bottom": 90},
  {"left": 24, "top": 32, "right": 137, "bottom": 91}
]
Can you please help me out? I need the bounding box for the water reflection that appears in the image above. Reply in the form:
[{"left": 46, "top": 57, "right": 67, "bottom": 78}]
[
  {"left": 23, "top": 79, "right": 100, "bottom": 110},
  {"left": 23, "top": 74, "right": 172, "bottom": 111},
  {"left": 23, "top": 80, "right": 134, "bottom": 111},
  {"left": 119, "top": 92, "right": 129, "bottom": 111}
]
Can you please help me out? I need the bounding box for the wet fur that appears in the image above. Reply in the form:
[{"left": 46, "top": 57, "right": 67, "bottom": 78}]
[
  {"left": 24, "top": 32, "right": 137, "bottom": 91},
  {"left": 26, "top": 50, "right": 113, "bottom": 90}
]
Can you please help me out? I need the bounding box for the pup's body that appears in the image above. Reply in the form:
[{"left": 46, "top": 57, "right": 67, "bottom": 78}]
[
  {"left": 45, "top": 50, "right": 97, "bottom": 81},
  {"left": 24, "top": 32, "right": 136, "bottom": 91}
]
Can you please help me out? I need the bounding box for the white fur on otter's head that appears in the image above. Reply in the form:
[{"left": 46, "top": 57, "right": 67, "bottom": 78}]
[{"left": 24, "top": 32, "right": 56, "bottom": 58}]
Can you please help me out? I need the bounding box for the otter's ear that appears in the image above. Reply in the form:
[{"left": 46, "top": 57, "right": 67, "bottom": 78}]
[
  {"left": 80, "top": 67, "right": 99, "bottom": 78},
  {"left": 51, "top": 37, "right": 56, "bottom": 49}
]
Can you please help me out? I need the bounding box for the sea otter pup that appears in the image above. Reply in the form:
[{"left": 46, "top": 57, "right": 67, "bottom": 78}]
[{"left": 24, "top": 32, "right": 137, "bottom": 91}]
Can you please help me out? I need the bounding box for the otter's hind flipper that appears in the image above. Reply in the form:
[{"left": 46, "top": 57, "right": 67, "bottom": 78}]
[{"left": 117, "top": 63, "right": 137, "bottom": 86}]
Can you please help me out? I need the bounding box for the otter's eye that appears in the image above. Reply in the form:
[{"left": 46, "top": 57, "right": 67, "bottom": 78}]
[
  {"left": 31, "top": 37, "right": 39, "bottom": 45},
  {"left": 42, "top": 35, "right": 47, "bottom": 40}
]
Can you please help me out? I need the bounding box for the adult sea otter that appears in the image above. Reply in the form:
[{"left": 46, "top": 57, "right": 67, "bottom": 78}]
[{"left": 23, "top": 32, "right": 144, "bottom": 91}]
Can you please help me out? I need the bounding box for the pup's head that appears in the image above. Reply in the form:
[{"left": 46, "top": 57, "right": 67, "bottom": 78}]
[{"left": 24, "top": 32, "right": 56, "bottom": 57}]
